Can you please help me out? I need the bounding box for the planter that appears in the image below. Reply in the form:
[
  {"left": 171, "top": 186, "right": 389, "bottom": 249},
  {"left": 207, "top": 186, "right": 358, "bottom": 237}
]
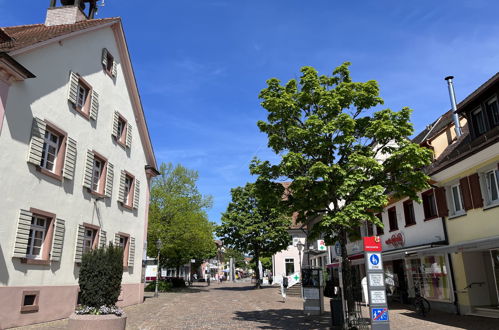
[{"left": 68, "top": 312, "right": 127, "bottom": 330}]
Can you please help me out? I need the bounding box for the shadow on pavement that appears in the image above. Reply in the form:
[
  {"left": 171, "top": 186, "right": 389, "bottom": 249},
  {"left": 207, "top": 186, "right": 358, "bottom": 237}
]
[
  {"left": 234, "top": 308, "right": 331, "bottom": 329},
  {"left": 213, "top": 285, "right": 275, "bottom": 292}
]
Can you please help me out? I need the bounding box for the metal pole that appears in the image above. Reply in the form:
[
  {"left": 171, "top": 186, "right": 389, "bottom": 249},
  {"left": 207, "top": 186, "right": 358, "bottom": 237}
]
[
  {"left": 154, "top": 250, "right": 160, "bottom": 298},
  {"left": 445, "top": 76, "right": 462, "bottom": 137}
]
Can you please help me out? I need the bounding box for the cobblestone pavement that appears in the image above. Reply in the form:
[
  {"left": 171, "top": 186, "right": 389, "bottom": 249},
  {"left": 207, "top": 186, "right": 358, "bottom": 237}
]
[{"left": 15, "top": 281, "right": 499, "bottom": 329}]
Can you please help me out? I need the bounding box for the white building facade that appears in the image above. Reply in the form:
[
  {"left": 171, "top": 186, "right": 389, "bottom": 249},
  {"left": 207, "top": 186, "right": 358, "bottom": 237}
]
[{"left": 0, "top": 3, "right": 158, "bottom": 328}]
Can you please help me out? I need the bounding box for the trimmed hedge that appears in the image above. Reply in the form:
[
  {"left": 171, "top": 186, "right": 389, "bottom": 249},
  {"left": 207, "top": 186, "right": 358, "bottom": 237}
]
[{"left": 79, "top": 244, "right": 123, "bottom": 308}]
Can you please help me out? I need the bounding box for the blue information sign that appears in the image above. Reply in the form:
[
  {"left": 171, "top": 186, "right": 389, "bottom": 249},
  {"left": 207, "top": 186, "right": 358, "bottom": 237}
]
[
  {"left": 370, "top": 254, "right": 380, "bottom": 265},
  {"left": 372, "top": 308, "right": 389, "bottom": 322}
]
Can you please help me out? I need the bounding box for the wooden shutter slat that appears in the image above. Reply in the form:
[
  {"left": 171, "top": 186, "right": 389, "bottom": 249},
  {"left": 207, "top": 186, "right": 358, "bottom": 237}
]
[
  {"left": 468, "top": 173, "right": 484, "bottom": 208},
  {"left": 435, "top": 187, "right": 448, "bottom": 217},
  {"left": 125, "top": 123, "right": 132, "bottom": 148},
  {"left": 50, "top": 219, "right": 65, "bottom": 262},
  {"left": 68, "top": 71, "right": 79, "bottom": 105},
  {"left": 13, "top": 209, "right": 33, "bottom": 258},
  {"left": 100, "top": 230, "right": 107, "bottom": 248},
  {"left": 105, "top": 162, "right": 114, "bottom": 198},
  {"left": 114, "top": 233, "right": 120, "bottom": 246},
  {"left": 101, "top": 48, "right": 108, "bottom": 68},
  {"left": 63, "top": 137, "right": 77, "bottom": 180},
  {"left": 118, "top": 170, "right": 126, "bottom": 203},
  {"left": 112, "top": 111, "right": 119, "bottom": 139},
  {"left": 460, "top": 177, "right": 473, "bottom": 211},
  {"left": 27, "top": 118, "right": 47, "bottom": 166},
  {"left": 83, "top": 150, "right": 94, "bottom": 189},
  {"left": 90, "top": 90, "right": 99, "bottom": 121},
  {"left": 133, "top": 179, "right": 140, "bottom": 209},
  {"left": 128, "top": 237, "right": 135, "bottom": 267},
  {"left": 74, "top": 224, "right": 85, "bottom": 263},
  {"left": 112, "top": 60, "right": 118, "bottom": 78}
]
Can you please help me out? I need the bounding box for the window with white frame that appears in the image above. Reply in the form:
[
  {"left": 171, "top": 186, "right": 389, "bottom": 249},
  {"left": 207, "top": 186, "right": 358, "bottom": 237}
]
[
  {"left": 40, "top": 130, "right": 60, "bottom": 172},
  {"left": 124, "top": 174, "right": 133, "bottom": 205},
  {"left": 76, "top": 83, "right": 89, "bottom": 110},
  {"left": 91, "top": 157, "right": 103, "bottom": 192},
  {"left": 26, "top": 216, "right": 48, "bottom": 259},
  {"left": 285, "top": 258, "right": 295, "bottom": 276},
  {"left": 83, "top": 228, "right": 97, "bottom": 254},
  {"left": 472, "top": 107, "right": 487, "bottom": 135},
  {"left": 486, "top": 169, "right": 499, "bottom": 204},
  {"left": 451, "top": 184, "right": 464, "bottom": 214}
]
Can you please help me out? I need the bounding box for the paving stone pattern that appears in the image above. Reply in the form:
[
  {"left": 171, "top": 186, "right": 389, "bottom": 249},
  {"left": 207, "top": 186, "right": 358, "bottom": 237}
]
[{"left": 14, "top": 281, "right": 499, "bottom": 329}]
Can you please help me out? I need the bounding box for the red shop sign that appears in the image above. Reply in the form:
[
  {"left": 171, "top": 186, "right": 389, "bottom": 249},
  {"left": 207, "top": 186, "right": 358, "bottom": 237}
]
[
  {"left": 363, "top": 236, "right": 382, "bottom": 252},
  {"left": 385, "top": 233, "right": 405, "bottom": 247}
]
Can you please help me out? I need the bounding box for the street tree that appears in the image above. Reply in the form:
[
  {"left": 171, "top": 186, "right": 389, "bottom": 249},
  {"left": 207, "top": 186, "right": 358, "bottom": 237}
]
[
  {"left": 217, "top": 183, "right": 291, "bottom": 288},
  {"left": 250, "top": 63, "right": 433, "bottom": 313},
  {"left": 148, "top": 163, "right": 216, "bottom": 275},
  {"left": 224, "top": 248, "right": 247, "bottom": 269}
]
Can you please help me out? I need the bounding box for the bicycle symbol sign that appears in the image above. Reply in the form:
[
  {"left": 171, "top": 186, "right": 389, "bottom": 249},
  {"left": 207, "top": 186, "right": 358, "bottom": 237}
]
[
  {"left": 367, "top": 253, "right": 382, "bottom": 270},
  {"left": 370, "top": 254, "right": 379, "bottom": 265},
  {"left": 372, "top": 308, "right": 389, "bottom": 321}
]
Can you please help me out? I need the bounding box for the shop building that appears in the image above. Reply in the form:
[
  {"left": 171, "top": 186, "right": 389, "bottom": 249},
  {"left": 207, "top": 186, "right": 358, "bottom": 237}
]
[
  {"left": 428, "top": 73, "right": 499, "bottom": 317},
  {"left": 0, "top": 1, "right": 158, "bottom": 328}
]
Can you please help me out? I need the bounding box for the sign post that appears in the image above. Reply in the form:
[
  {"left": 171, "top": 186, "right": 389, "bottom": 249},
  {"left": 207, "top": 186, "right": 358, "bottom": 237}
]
[{"left": 363, "top": 236, "right": 390, "bottom": 330}]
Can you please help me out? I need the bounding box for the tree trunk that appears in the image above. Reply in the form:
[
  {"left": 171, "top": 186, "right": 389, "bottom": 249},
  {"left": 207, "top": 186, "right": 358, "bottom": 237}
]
[
  {"left": 339, "top": 229, "right": 355, "bottom": 321},
  {"left": 254, "top": 252, "right": 261, "bottom": 289}
]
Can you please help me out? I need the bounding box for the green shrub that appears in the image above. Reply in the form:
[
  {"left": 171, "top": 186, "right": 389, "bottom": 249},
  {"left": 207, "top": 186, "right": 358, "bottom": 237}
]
[
  {"left": 79, "top": 244, "right": 123, "bottom": 308},
  {"left": 145, "top": 280, "right": 173, "bottom": 292},
  {"left": 170, "top": 277, "right": 186, "bottom": 288}
]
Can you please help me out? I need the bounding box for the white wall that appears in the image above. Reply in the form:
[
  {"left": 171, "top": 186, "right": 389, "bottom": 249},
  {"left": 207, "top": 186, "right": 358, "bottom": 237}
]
[
  {"left": 273, "top": 231, "right": 307, "bottom": 278},
  {"left": 0, "top": 26, "right": 149, "bottom": 287}
]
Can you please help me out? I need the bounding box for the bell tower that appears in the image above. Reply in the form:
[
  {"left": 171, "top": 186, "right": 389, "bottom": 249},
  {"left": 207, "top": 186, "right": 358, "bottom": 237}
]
[{"left": 45, "top": 0, "right": 101, "bottom": 26}]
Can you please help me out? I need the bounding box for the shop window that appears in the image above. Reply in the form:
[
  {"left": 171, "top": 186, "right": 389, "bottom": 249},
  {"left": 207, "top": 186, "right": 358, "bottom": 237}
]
[
  {"left": 375, "top": 213, "right": 384, "bottom": 236},
  {"left": 20, "top": 291, "right": 39, "bottom": 312},
  {"left": 388, "top": 207, "right": 398, "bottom": 232},
  {"left": 285, "top": 258, "right": 295, "bottom": 276},
  {"left": 422, "top": 189, "right": 438, "bottom": 220},
  {"left": 403, "top": 200, "right": 416, "bottom": 226},
  {"left": 408, "top": 256, "right": 450, "bottom": 302}
]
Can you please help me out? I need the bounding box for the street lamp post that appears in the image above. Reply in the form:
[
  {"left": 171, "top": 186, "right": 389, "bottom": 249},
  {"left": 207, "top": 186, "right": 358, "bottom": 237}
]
[
  {"left": 296, "top": 241, "right": 304, "bottom": 273},
  {"left": 154, "top": 239, "right": 162, "bottom": 298}
]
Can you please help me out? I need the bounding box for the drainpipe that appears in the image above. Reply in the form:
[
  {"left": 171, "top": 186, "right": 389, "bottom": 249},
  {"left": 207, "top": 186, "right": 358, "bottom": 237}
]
[{"left": 445, "top": 76, "right": 462, "bottom": 138}]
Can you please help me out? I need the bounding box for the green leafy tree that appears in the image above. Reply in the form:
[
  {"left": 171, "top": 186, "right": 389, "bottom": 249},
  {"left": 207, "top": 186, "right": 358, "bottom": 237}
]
[
  {"left": 217, "top": 183, "right": 291, "bottom": 288},
  {"left": 224, "top": 248, "right": 247, "bottom": 269},
  {"left": 148, "top": 163, "right": 216, "bottom": 275},
  {"left": 251, "top": 63, "right": 432, "bottom": 314}
]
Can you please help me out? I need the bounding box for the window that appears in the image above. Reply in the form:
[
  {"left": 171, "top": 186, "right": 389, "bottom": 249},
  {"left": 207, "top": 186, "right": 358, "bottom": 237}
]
[
  {"left": 422, "top": 189, "right": 438, "bottom": 219},
  {"left": 486, "top": 169, "right": 499, "bottom": 204},
  {"left": 112, "top": 111, "right": 132, "bottom": 148},
  {"left": 124, "top": 175, "right": 132, "bottom": 205},
  {"left": 83, "top": 227, "right": 97, "bottom": 254},
  {"left": 388, "top": 207, "right": 398, "bottom": 232},
  {"left": 91, "top": 157, "right": 103, "bottom": 192},
  {"left": 375, "top": 214, "right": 384, "bottom": 236},
  {"left": 486, "top": 97, "right": 499, "bottom": 126},
  {"left": 117, "top": 117, "right": 126, "bottom": 141},
  {"left": 118, "top": 234, "right": 129, "bottom": 267},
  {"left": 102, "top": 48, "right": 117, "bottom": 78},
  {"left": 21, "top": 291, "right": 39, "bottom": 313},
  {"left": 26, "top": 216, "right": 48, "bottom": 259},
  {"left": 285, "top": 258, "right": 295, "bottom": 276},
  {"left": 105, "top": 52, "right": 114, "bottom": 74},
  {"left": 40, "top": 130, "right": 60, "bottom": 172},
  {"left": 367, "top": 222, "right": 374, "bottom": 236},
  {"left": 472, "top": 107, "right": 487, "bottom": 135},
  {"left": 451, "top": 184, "right": 464, "bottom": 214},
  {"left": 68, "top": 72, "right": 98, "bottom": 120},
  {"left": 403, "top": 200, "right": 416, "bottom": 226}
]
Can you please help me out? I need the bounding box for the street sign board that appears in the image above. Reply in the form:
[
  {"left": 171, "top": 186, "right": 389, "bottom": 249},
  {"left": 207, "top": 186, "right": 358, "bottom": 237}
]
[
  {"left": 370, "top": 290, "right": 386, "bottom": 304},
  {"left": 372, "top": 308, "right": 389, "bottom": 322},
  {"left": 317, "top": 240, "right": 327, "bottom": 251},
  {"left": 363, "top": 236, "right": 382, "bottom": 251},
  {"left": 367, "top": 253, "right": 382, "bottom": 270},
  {"left": 369, "top": 273, "right": 384, "bottom": 287}
]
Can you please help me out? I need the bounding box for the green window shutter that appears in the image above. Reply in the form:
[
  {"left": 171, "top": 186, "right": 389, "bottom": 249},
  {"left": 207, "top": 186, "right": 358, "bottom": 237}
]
[
  {"left": 105, "top": 162, "right": 114, "bottom": 198},
  {"left": 133, "top": 179, "right": 140, "bottom": 209},
  {"left": 90, "top": 90, "right": 99, "bottom": 121},
  {"left": 27, "top": 118, "right": 47, "bottom": 166},
  {"left": 50, "top": 218, "right": 65, "bottom": 262},
  {"left": 128, "top": 237, "right": 135, "bottom": 267},
  {"left": 63, "top": 137, "right": 77, "bottom": 180},
  {"left": 99, "top": 230, "right": 107, "bottom": 248},
  {"left": 118, "top": 170, "right": 126, "bottom": 203},
  {"left": 101, "top": 48, "right": 108, "bottom": 68},
  {"left": 13, "top": 209, "right": 33, "bottom": 258},
  {"left": 112, "top": 111, "right": 119, "bottom": 139},
  {"left": 125, "top": 123, "right": 132, "bottom": 148},
  {"left": 83, "top": 150, "right": 94, "bottom": 189},
  {"left": 68, "top": 71, "right": 79, "bottom": 105},
  {"left": 74, "top": 224, "right": 85, "bottom": 263}
]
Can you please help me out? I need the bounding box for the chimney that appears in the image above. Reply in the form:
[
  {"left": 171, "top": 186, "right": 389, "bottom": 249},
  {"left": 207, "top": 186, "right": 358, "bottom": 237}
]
[
  {"left": 444, "top": 76, "right": 462, "bottom": 137},
  {"left": 45, "top": 0, "right": 99, "bottom": 26}
]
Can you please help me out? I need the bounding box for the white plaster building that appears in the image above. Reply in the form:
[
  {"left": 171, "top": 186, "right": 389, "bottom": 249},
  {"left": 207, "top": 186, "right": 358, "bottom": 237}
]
[{"left": 0, "top": 1, "right": 158, "bottom": 328}]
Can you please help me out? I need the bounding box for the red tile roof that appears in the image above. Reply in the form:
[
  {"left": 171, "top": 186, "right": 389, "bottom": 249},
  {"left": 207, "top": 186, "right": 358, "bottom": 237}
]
[{"left": 0, "top": 18, "right": 119, "bottom": 52}]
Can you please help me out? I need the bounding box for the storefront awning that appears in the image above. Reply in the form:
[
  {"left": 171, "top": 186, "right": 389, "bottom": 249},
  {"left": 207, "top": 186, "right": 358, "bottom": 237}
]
[
  {"left": 419, "top": 236, "right": 499, "bottom": 254},
  {"left": 382, "top": 243, "right": 448, "bottom": 260}
]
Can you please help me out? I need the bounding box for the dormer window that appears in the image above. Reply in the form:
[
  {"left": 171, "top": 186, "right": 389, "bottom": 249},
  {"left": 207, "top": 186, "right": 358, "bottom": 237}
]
[
  {"left": 472, "top": 107, "right": 486, "bottom": 135},
  {"left": 486, "top": 97, "right": 499, "bottom": 127}
]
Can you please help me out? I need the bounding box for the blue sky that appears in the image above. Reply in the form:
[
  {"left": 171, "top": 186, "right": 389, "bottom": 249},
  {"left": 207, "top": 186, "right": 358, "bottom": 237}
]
[{"left": 2, "top": 0, "right": 499, "bottom": 224}]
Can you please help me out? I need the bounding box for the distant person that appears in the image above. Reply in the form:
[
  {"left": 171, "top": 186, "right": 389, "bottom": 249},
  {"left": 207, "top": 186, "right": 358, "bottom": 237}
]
[{"left": 281, "top": 275, "right": 288, "bottom": 303}]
